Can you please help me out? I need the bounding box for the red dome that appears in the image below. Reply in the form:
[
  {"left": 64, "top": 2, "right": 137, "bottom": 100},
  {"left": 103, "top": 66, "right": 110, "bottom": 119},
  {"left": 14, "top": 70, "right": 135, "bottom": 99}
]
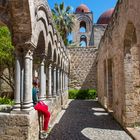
[
  {"left": 97, "top": 8, "right": 114, "bottom": 24},
  {"left": 76, "top": 4, "right": 90, "bottom": 13}
]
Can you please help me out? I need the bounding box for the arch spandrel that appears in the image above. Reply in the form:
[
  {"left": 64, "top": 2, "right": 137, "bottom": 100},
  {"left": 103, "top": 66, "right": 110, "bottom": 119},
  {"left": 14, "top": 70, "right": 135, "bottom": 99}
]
[{"left": 31, "top": 20, "right": 47, "bottom": 51}]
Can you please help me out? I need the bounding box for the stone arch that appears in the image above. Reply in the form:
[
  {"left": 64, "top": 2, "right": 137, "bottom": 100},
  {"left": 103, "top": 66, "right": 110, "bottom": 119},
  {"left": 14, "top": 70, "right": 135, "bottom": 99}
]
[
  {"left": 32, "top": 20, "right": 48, "bottom": 49},
  {"left": 47, "top": 41, "right": 53, "bottom": 60},
  {"left": 53, "top": 49, "right": 57, "bottom": 64},
  {"left": 80, "top": 35, "right": 87, "bottom": 47},
  {"left": 34, "top": 30, "right": 46, "bottom": 55},
  {"left": 123, "top": 21, "right": 138, "bottom": 126},
  {"left": 77, "top": 15, "right": 92, "bottom": 32},
  {"left": 48, "top": 31, "right": 54, "bottom": 45},
  {"left": 79, "top": 21, "right": 86, "bottom": 32},
  {"left": 54, "top": 34, "right": 58, "bottom": 47},
  {"left": 37, "top": 5, "right": 50, "bottom": 25}
]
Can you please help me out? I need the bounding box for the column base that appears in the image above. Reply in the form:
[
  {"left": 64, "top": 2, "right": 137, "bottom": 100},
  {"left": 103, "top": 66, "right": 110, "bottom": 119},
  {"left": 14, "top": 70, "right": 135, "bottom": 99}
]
[
  {"left": 22, "top": 102, "right": 34, "bottom": 111},
  {"left": 13, "top": 103, "right": 21, "bottom": 111},
  {"left": 52, "top": 92, "right": 57, "bottom": 98}
]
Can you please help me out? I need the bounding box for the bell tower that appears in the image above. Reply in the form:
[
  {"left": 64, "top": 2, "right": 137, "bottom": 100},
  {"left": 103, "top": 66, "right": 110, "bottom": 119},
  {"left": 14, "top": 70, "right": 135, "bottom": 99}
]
[{"left": 73, "top": 4, "right": 94, "bottom": 47}]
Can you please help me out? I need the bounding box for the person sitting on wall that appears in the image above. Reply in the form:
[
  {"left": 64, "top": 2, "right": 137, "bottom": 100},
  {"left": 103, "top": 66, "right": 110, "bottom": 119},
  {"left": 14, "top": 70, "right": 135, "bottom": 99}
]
[
  {"left": 32, "top": 81, "right": 51, "bottom": 138},
  {"left": 32, "top": 81, "right": 39, "bottom": 105}
]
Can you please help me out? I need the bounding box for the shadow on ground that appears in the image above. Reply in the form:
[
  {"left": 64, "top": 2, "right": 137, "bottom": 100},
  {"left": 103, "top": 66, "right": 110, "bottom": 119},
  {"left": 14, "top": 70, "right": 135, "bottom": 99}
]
[{"left": 46, "top": 100, "right": 132, "bottom": 140}]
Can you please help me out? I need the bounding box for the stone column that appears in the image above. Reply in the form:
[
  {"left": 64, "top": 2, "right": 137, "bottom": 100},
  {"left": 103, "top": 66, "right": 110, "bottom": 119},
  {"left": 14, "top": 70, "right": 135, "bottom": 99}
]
[
  {"left": 64, "top": 72, "right": 66, "bottom": 91},
  {"left": 22, "top": 49, "right": 33, "bottom": 111},
  {"left": 63, "top": 71, "right": 65, "bottom": 91},
  {"left": 56, "top": 68, "right": 60, "bottom": 96},
  {"left": 61, "top": 70, "right": 64, "bottom": 93},
  {"left": 59, "top": 69, "right": 62, "bottom": 94},
  {"left": 65, "top": 72, "right": 67, "bottom": 90},
  {"left": 66, "top": 73, "right": 68, "bottom": 90},
  {"left": 39, "top": 56, "right": 46, "bottom": 101},
  {"left": 53, "top": 66, "right": 57, "bottom": 97},
  {"left": 48, "top": 63, "right": 52, "bottom": 98},
  {"left": 13, "top": 51, "right": 22, "bottom": 111}
]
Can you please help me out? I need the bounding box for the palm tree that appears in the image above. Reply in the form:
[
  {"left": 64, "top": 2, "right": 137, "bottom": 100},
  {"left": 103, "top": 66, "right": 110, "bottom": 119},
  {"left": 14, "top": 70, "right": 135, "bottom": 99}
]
[{"left": 52, "top": 2, "right": 75, "bottom": 46}]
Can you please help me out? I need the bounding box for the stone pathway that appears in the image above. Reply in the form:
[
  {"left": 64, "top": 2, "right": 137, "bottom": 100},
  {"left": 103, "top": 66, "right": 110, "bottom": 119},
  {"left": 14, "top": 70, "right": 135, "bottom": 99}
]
[{"left": 46, "top": 100, "right": 132, "bottom": 140}]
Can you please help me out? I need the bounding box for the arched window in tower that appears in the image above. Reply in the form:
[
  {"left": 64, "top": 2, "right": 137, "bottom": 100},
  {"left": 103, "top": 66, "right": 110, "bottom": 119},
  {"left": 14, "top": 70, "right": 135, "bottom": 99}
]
[
  {"left": 80, "top": 35, "right": 87, "bottom": 47},
  {"left": 79, "top": 21, "right": 86, "bottom": 32}
]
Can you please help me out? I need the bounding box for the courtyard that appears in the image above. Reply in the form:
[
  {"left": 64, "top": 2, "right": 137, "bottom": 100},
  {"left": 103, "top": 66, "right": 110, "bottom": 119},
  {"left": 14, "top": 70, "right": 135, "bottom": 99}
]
[
  {"left": 0, "top": 0, "right": 140, "bottom": 140},
  {"left": 46, "top": 100, "right": 132, "bottom": 140}
]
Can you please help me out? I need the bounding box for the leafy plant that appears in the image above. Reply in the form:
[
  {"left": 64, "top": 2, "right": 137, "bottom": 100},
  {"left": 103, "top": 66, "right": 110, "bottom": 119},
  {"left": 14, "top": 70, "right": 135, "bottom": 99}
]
[
  {"left": 0, "top": 26, "right": 15, "bottom": 93},
  {"left": 0, "top": 97, "right": 15, "bottom": 105},
  {"left": 69, "top": 89, "right": 97, "bottom": 99},
  {"left": 52, "top": 2, "right": 75, "bottom": 46}
]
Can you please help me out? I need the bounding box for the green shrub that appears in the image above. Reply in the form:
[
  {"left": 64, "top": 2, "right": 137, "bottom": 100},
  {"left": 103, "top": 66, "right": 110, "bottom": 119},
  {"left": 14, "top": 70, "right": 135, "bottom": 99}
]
[
  {"left": 0, "top": 97, "right": 15, "bottom": 105},
  {"left": 68, "top": 89, "right": 97, "bottom": 99},
  {"left": 69, "top": 89, "right": 78, "bottom": 99},
  {"left": 87, "top": 89, "right": 97, "bottom": 99}
]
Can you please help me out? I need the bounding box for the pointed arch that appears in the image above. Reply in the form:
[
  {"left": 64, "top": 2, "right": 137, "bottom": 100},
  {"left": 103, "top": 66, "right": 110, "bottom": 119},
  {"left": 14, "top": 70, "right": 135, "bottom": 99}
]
[{"left": 123, "top": 21, "right": 138, "bottom": 126}]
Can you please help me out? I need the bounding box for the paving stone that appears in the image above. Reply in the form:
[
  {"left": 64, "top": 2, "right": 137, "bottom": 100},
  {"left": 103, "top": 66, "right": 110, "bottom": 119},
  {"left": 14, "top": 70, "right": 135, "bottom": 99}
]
[{"left": 46, "top": 100, "right": 132, "bottom": 140}]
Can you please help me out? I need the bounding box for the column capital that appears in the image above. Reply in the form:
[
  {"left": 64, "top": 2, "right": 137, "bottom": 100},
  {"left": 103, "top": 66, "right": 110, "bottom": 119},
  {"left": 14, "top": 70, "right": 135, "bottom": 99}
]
[
  {"left": 40, "top": 53, "right": 47, "bottom": 59},
  {"left": 23, "top": 48, "right": 33, "bottom": 60},
  {"left": 40, "top": 54, "right": 46, "bottom": 66},
  {"left": 53, "top": 66, "right": 57, "bottom": 71},
  {"left": 52, "top": 62, "right": 57, "bottom": 68},
  {"left": 48, "top": 63, "right": 52, "bottom": 68},
  {"left": 47, "top": 59, "right": 53, "bottom": 66}
]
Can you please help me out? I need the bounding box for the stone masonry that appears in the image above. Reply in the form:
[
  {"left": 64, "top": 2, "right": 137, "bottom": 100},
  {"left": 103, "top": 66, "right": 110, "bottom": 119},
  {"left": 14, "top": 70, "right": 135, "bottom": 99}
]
[
  {"left": 97, "top": 0, "right": 140, "bottom": 127},
  {"left": 68, "top": 47, "right": 97, "bottom": 90},
  {"left": 0, "top": 0, "right": 69, "bottom": 139}
]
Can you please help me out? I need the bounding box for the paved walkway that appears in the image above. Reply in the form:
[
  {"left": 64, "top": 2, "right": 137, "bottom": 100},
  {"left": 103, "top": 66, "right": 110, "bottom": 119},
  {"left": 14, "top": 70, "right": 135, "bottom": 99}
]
[{"left": 47, "top": 100, "right": 132, "bottom": 140}]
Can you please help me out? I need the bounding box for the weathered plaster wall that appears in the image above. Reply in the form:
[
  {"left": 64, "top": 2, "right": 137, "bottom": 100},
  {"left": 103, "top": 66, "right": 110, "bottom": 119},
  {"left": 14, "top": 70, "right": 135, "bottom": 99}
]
[{"left": 97, "top": 0, "right": 140, "bottom": 126}]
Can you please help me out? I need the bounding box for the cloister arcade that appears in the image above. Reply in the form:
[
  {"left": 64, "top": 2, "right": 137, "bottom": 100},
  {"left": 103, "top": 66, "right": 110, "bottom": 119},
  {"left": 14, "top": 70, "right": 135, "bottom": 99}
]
[
  {"left": 0, "top": 0, "right": 69, "bottom": 112},
  {"left": 0, "top": 0, "right": 140, "bottom": 139},
  {"left": 0, "top": 1, "right": 69, "bottom": 138}
]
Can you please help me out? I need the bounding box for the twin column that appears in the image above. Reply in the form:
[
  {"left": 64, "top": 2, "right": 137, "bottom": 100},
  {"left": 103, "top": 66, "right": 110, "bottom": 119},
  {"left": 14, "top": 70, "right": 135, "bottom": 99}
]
[{"left": 13, "top": 48, "right": 69, "bottom": 111}]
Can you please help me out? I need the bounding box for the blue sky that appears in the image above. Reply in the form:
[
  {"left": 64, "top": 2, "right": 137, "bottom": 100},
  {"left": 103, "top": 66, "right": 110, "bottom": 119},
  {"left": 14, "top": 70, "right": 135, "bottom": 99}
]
[{"left": 48, "top": 0, "right": 118, "bottom": 23}]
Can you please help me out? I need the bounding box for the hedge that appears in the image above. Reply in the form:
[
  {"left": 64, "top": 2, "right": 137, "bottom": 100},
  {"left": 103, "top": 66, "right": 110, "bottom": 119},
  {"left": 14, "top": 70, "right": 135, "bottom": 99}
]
[{"left": 69, "top": 89, "right": 97, "bottom": 99}]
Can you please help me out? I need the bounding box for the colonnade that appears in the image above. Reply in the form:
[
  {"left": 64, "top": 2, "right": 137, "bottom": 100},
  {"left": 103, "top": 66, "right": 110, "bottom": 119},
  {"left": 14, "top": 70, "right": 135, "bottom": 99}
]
[{"left": 13, "top": 46, "right": 69, "bottom": 112}]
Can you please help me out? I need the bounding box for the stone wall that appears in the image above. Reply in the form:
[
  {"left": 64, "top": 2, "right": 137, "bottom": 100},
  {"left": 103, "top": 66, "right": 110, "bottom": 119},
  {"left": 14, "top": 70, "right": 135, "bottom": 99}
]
[
  {"left": 0, "top": 110, "right": 39, "bottom": 140},
  {"left": 68, "top": 47, "right": 97, "bottom": 90},
  {"left": 0, "top": 68, "right": 13, "bottom": 98},
  {"left": 94, "top": 24, "right": 106, "bottom": 48},
  {"left": 97, "top": 0, "right": 140, "bottom": 127},
  {"left": 0, "top": 92, "right": 68, "bottom": 140}
]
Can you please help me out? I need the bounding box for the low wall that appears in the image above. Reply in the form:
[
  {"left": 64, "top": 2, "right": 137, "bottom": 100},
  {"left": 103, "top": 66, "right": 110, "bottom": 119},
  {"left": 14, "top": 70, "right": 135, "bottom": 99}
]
[{"left": 0, "top": 92, "right": 68, "bottom": 140}]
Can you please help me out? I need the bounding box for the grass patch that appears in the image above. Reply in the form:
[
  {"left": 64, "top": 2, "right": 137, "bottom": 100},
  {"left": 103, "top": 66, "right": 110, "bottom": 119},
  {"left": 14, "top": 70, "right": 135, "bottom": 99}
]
[{"left": 69, "top": 89, "right": 97, "bottom": 99}]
